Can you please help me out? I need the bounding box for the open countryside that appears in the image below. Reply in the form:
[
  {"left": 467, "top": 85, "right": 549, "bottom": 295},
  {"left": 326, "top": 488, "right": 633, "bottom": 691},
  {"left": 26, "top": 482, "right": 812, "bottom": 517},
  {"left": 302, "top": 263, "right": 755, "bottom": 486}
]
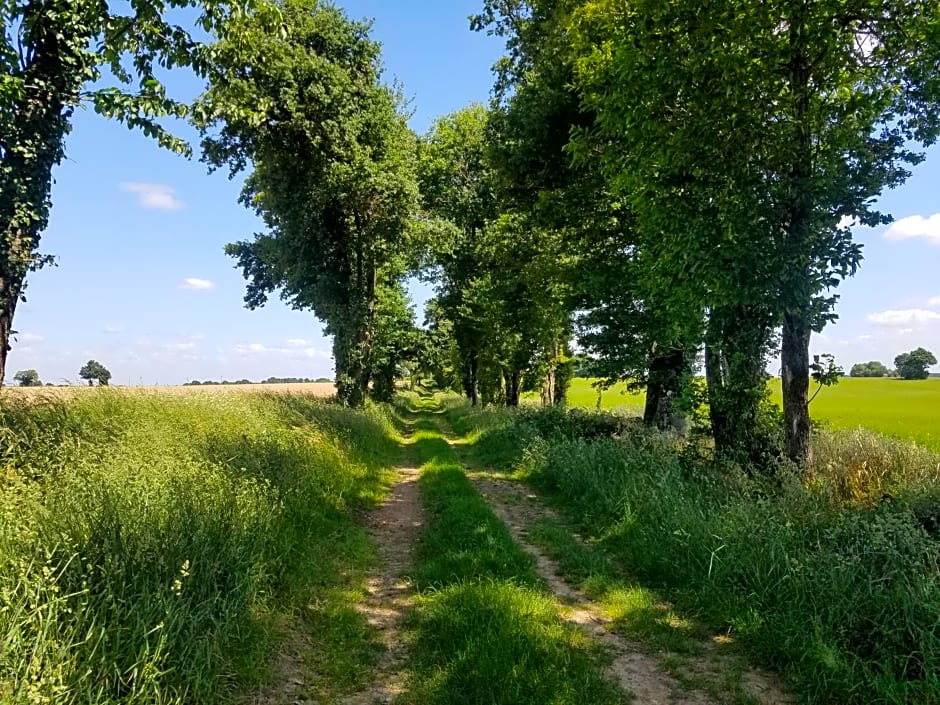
[
  {"left": 558, "top": 377, "right": 940, "bottom": 451},
  {"left": 3, "top": 1, "right": 940, "bottom": 705}
]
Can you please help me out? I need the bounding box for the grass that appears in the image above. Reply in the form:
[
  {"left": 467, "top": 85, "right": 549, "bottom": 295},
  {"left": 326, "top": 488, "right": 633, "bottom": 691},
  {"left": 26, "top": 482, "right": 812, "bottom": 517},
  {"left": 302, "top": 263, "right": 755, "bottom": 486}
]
[
  {"left": 524, "top": 377, "right": 646, "bottom": 413},
  {"left": 449, "top": 399, "right": 940, "bottom": 705},
  {"left": 558, "top": 376, "right": 940, "bottom": 451},
  {"left": 396, "top": 401, "right": 627, "bottom": 705},
  {"left": 0, "top": 389, "right": 399, "bottom": 705},
  {"left": 770, "top": 376, "right": 940, "bottom": 450}
]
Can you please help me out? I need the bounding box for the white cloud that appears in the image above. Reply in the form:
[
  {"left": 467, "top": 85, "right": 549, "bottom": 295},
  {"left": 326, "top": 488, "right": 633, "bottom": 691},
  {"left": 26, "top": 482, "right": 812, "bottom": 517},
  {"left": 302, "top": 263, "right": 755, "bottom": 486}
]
[
  {"left": 233, "top": 342, "right": 330, "bottom": 360},
  {"left": 179, "top": 278, "right": 215, "bottom": 291},
  {"left": 884, "top": 213, "right": 940, "bottom": 245},
  {"left": 859, "top": 334, "right": 874, "bottom": 341},
  {"left": 868, "top": 308, "right": 940, "bottom": 327},
  {"left": 163, "top": 342, "right": 198, "bottom": 352},
  {"left": 287, "top": 338, "right": 311, "bottom": 347},
  {"left": 103, "top": 325, "right": 122, "bottom": 334},
  {"left": 18, "top": 332, "right": 44, "bottom": 343},
  {"left": 929, "top": 296, "right": 940, "bottom": 308},
  {"left": 121, "top": 182, "right": 185, "bottom": 211}
]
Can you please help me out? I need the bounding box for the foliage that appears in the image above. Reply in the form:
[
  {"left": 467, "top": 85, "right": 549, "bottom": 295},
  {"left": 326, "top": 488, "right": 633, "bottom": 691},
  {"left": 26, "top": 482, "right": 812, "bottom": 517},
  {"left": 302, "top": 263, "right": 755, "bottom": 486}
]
[
  {"left": 0, "top": 0, "right": 267, "bottom": 382},
  {"left": 78, "top": 359, "right": 111, "bottom": 386},
  {"left": 0, "top": 390, "right": 399, "bottom": 703},
  {"left": 198, "top": 0, "right": 418, "bottom": 406},
  {"left": 11, "top": 368, "right": 40, "bottom": 387},
  {"left": 569, "top": 0, "right": 940, "bottom": 463},
  {"left": 809, "top": 353, "right": 844, "bottom": 403},
  {"left": 895, "top": 347, "right": 938, "bottom": 380},
  {"left": 849, "top": 361, "right": 891, "bottom": 378}
]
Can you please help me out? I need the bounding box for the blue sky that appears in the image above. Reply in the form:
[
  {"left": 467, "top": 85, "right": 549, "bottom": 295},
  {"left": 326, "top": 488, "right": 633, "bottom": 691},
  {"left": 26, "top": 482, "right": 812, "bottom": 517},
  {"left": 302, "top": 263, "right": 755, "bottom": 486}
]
[{"left": 8, "top": 2, "right": 940, "bottom": 385}]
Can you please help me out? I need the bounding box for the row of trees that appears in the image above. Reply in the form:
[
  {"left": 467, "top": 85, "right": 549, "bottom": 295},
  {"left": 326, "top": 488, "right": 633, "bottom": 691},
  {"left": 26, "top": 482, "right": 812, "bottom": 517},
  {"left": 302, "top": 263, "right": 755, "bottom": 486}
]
[
  {"left": 3, "top": 0, "right": 939, "bottom": 468},
  {"left": 12, "top": 361, "right": 111, "bottom": 387},
  {"left": 850, "top": 348, "right": 938, "bottom": 380}
]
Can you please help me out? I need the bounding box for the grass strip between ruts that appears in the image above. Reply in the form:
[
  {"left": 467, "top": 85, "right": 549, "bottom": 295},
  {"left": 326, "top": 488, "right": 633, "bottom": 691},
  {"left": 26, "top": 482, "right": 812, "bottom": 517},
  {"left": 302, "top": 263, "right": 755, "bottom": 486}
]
[{"left": 395, "top": 411, "right": 628, "bottom": 705}]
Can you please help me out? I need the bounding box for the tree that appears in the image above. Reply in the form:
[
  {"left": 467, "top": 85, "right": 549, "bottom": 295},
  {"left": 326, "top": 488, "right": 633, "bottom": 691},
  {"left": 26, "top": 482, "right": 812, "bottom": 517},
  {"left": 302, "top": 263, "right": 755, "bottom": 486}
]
[
  {"left": 418, "top": 106, "right": 499, "bottom": 405},
  {"left": 895, "top": 348, "right": 937, "bottom": 380},
  {"left": 79, "top": 360, "right": 111, "bottom": 386},
  {"left": 199, "top": 0, "right": 418, "bottom": 406},
  {"left": 12, "top": 369, "right": 41, "bottom": 387},
  {"left": 0, "top": 0, "right": 264, "bottom": 384},
  {"left": 572, "top": 0, "right": 940, "bottom": 465},
  {"left": 850, "top": 361, "right": 891, "bottom": 378},
  {"left": 475, "top": 0, "right": 700, "bottom": 427}
]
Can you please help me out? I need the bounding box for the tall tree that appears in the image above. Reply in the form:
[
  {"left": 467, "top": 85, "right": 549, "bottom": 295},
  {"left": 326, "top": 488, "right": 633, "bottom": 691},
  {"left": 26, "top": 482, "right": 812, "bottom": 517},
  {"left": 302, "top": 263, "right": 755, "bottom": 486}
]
[
  {"left": 417, "top": 105, "right": 498, "bottom": 405},
  {"left": 0, "top": 0, "right": 261, "bottom": 383},
  {"left": 476, "top": 0, "right": 699, "bottom": 422},
  {"left": 895, "top": 348, "right": 938, "bottom": 380},
  {"left": 198, "top": 0, "right": 418, "bottom": 406},
  {"left": 572, "top": 0, "right": 940, "bottom": 464}
]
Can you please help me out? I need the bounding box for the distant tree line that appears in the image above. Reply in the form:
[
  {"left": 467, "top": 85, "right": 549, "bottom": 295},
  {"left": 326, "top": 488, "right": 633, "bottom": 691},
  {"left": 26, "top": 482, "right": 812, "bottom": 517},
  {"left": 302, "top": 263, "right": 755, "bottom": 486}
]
[
  {"left": 849, "top": 348, "right": 937, "bottom": 380},
  {"left": 183, "top": 377, "right": 333, "bottom": 386}
]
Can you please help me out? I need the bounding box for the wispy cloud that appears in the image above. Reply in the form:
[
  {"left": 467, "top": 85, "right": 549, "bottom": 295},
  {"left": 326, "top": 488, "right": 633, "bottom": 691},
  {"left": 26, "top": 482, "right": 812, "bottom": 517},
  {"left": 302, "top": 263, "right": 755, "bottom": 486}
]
[
  {"left": 868, "top": 308, "right": 940, "bottom": 327},
  {"left": 18, "top": 332, "right": 44, "bottom": 343},
  {"left": 179, "top": 278, "right": 215, "bottom": 291},
  {"left": 121, "top": 182, "right": 185, "bottom": 211},
  {"left": 103, "top": 325, "right": 122, "bottom": 334},
  {"left": 884, "top": 213, "right": 940, "bottom": 245},
  {"left": 233, "top": 342, "right": 330, "bottom": 360},
  {"left": 929, "top": 296, "right": 940, "bottom": 308}
]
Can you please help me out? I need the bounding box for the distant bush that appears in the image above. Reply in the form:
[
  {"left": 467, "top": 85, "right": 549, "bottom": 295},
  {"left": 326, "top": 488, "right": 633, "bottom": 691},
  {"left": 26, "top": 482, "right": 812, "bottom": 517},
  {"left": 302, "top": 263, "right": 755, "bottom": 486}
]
[{"left": 849, "top": 360, "right": 891, "bottom": 377}]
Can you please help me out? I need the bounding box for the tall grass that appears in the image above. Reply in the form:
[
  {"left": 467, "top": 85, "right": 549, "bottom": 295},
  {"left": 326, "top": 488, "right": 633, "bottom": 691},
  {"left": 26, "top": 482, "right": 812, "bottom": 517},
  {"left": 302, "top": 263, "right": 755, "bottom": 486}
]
[
  {"left": 0, "top": 390, "right": 399, "bottom": 704},
  {"left": 452, "top": 401, "right": 940, "bottom": 704}
]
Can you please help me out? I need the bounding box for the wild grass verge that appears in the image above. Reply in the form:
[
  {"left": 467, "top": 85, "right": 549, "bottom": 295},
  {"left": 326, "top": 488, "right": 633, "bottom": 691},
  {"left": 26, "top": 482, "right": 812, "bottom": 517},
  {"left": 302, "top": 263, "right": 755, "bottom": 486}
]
[
  {"left": 397, "top": 415, "right": 627, "bottom": 705},
  {"left": 0, "top": 390, "right": 399, "bottom": 705},
  {"left": 449, "top": 400, "right": 940, "bottom": 705}
]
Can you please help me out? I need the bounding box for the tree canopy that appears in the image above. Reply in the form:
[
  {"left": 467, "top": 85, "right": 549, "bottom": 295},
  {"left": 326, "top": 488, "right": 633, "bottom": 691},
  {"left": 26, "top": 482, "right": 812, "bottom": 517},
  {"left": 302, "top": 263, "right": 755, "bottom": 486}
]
[
  {"left": 79, "top": 360, "right": 111, "bottom": 386},
  {"left": 198, "top": 0, "right": 418, "bottom": 406},
  {"left": 895, "top": 348, "right": 938, "bottom": 381}
]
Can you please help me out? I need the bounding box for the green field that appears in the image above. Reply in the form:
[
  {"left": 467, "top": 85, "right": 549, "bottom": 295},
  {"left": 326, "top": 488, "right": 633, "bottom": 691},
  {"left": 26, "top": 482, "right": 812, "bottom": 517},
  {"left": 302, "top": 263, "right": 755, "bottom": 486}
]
[{"left": 558, "top": 377, "right": 940, "bottom": 451}]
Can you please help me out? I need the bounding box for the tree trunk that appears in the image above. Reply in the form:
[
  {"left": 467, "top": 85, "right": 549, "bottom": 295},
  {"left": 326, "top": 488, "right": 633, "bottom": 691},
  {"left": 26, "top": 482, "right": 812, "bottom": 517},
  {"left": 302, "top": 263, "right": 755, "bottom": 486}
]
[
  {"left": 0, "top": 4, "right": 91, "bottom": 384},
  {"left": 506, "top": 369, "right": 521, "bottom": 407},
  {"left": 706, "top": 307, "right": 774, "bottom": 467},
  {"left": 782, "top": 312, "right": 812, "bottom": 463},
  {"left": 540, "top": 365, "right": 555, "bottom": 407},
  {"left": 704, "top": 342, "right": 732, "bottom": 451},
  {"left": 780, "top": 12, "right": 814, "bottom": 465},
  {"left": 645, "top": 347, "right": 689, "bottom": 432},
  {"left": 0, "top": 278, "right": 20, "bottom": 385}
]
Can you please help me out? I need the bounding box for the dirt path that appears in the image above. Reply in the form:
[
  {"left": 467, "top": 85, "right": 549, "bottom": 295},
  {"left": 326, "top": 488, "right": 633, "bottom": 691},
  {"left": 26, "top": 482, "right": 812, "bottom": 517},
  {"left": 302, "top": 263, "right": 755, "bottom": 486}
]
[
  {"left": 471, "top": 475, "right": 793, "bottom": 705},
  {"left": 340, "top": 461, "right": 425, "bottom": 705}
]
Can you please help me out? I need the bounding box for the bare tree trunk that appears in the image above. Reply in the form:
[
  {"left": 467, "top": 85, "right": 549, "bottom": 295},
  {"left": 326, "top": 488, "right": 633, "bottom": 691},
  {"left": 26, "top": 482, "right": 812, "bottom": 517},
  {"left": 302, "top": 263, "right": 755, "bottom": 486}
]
[
  {"left": 782, "top": 312, "right": 812, "bottom": 463},
  {"left": 0, "top": 278, "right": 20, "bottom": 385},
  {"left": 645, "top": 347, "right": 689, "bottom": 432},
  {"left": 506, "top": 368, "right": 521, "bottom": 407}
]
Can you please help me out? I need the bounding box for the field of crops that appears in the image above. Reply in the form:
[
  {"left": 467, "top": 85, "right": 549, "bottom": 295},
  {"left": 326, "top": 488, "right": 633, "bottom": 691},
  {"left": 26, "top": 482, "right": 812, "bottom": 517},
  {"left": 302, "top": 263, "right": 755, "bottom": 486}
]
[{"left": 561, "top": 377, "right": 940, "bottom": 450}]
